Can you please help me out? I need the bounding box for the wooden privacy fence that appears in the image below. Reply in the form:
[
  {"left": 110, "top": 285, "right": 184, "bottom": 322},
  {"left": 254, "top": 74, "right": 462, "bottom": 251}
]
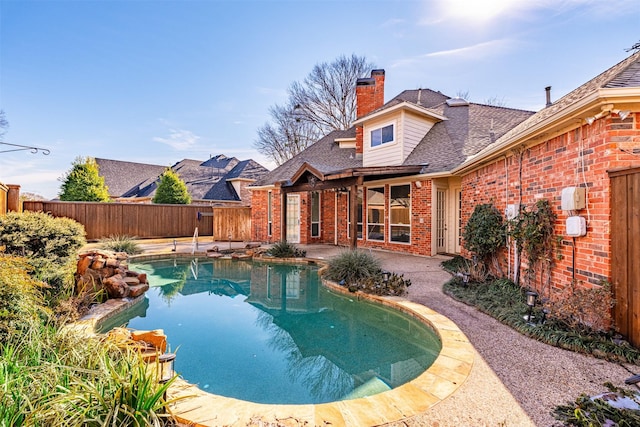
[
  {"left": 609, "top": 167, "right": 640, "bottom": 348},
  {"left": 0, "top": 183, "right": 7, "bottom": 215},
  {"left": 0, "top": 183, "right": 21, "bottom": 215},
  {"left": 213, "top": 207, "right": 252, "bottom": 242},
  {"left": 23, "top": 201, "right": 252, "bottom": 241}
]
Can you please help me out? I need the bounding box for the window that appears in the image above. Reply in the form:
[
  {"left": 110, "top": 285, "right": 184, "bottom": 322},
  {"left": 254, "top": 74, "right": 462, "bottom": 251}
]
[
  {"left": 267, "top": 191, "right": 272, "bottom": 236},
  {"left": 366, "top": 187, "right": 385, "bottom": 241},
  {"left": 357, "top": 187, "right": 363, "bottom": 239},
  {"left": 311, "top": 191, "right": 320, "bottom": 237},
  {"left": 390, "top": 184, "right": 410, "bottom": 243},
  {"left": 370, "top": 124, "right": 394, "bottom": 147}
]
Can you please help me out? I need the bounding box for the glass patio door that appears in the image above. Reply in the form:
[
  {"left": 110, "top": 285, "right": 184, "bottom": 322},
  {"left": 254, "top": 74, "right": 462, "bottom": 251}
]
[{"left": 286, "top": 194, "right": 300, "bottom": 243}]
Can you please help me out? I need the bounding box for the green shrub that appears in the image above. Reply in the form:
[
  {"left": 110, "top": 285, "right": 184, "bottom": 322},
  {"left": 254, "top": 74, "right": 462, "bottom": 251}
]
[
  {"left": 0, "top": 256, "right": 48, "bottom": 344},
  {"left": 462, "top": 203, "right": 505, "bottom": 275},
  {"left": 324, "top": 250, "right": 381, "bottom": 286},
  {"left": 0, "top": 321, "right": 176, "bottom": 426},
  {"left": 98, "top": 234, "right": 142, "bottom": 255},
  {"left": 443, "top": 275, "right": 640, "bottom": 364},
  {"left": 266, "top": 241, "right": 306, "bottom": 258},
  {"left": 0, "top": 211, "right": 86, "bottom": 298}
]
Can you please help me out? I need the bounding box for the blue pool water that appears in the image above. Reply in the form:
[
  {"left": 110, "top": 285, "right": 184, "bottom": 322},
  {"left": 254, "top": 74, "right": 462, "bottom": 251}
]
[{"left": 103, "top": 257, "right": 441, "bottom": 404}]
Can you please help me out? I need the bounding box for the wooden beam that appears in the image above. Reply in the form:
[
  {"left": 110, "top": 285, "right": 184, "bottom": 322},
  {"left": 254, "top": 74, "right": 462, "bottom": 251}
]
[{"left": 280, "top": 176, "right": 360, "bottom": 194}]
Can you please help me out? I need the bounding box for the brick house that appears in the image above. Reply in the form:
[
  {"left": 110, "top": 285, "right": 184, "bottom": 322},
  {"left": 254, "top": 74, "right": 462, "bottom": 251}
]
[
  {"left": 250, "top": 51, "right": 640, "bottom": 345},
  {"left": 455, "top": 51, "right": 640, "bottom": 345},
  {"left": 249, "top": 70, "right": 534, "bottom": 254}
]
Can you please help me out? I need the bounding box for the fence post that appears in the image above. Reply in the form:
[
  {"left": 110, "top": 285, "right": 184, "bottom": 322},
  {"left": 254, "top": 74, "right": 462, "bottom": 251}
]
[{"left": 7, "top": 184, "right": 22, "bottom": 213}]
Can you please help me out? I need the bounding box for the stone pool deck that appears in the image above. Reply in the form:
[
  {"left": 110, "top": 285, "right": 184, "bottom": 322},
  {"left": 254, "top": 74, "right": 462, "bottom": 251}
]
[{"left": 96, "top": 239, "right": 636, "bottom": 426}]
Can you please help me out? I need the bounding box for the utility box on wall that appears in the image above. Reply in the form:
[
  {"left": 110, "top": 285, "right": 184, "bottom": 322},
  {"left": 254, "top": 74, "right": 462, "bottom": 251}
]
[
  {"left": 566, "top": 216, "right": 587, "bottom": 237},
  {"left": 561, "top": 187, "right": 586, "bottom": 210}
]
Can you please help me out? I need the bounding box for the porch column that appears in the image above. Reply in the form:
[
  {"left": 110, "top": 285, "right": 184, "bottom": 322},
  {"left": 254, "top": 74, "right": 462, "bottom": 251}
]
[{"left": 349, "top": 184, "right": 358, "bottom": 249}]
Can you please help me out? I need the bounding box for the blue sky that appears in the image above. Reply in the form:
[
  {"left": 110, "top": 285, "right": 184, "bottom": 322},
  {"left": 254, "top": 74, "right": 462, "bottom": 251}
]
[{"left": 1, "top": 0, "right": 638, "bottom": 199}]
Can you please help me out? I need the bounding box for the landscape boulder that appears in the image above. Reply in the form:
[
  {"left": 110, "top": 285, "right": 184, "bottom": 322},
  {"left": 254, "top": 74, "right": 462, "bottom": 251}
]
[{"left": 75, "top": 249, "right": 149, "bottom": 299}]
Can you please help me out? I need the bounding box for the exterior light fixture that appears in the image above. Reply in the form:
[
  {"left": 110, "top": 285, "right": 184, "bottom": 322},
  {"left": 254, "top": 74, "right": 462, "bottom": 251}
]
[
  {"left": 462, "top": 272, "right": 470, "bottom": 286},
  {"left": 614, "top": 110, "right": 631, "bottom": 120},
  {"left": 524, "top": 291, "right": 538, "bottom": 325},
  {"left": 158, "top": 352, "right": 177, "bottom": 384},
  {"left": 381, "top": 270, "right": 391, "bottom": 283},
  {"left": 540, "top": 308, "right": 549, "bottom": 325}
]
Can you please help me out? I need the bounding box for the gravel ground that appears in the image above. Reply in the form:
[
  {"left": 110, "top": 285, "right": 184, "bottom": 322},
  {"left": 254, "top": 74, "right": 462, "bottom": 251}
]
[{"left": 300, "top": 245, "right": 637, "bottom": 427}]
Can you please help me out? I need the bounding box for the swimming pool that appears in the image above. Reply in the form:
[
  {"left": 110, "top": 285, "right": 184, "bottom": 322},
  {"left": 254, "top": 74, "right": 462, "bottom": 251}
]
[{"left": 104, "top": 257, "right": 442, "bottom": 405}]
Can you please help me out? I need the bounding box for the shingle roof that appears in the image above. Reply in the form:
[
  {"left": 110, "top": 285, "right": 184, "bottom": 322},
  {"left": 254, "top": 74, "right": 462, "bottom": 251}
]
[
  {"left": 96, "top": 155, "right": 268, "bottom": 201},
  {"left": 253, "top": 128, "right": 361, "bottom": 186},
  {"left": 253, "top": 88, "right": 534, "bottom": 185},
  {"left": 405, "top": 101, "right": 534, "bottom": 172},
  {"left": 95, "top": 158, "right": 166, "bottom": 198},
  {"left": 493, "top": 50, "right": 640, "bottom": 146}
]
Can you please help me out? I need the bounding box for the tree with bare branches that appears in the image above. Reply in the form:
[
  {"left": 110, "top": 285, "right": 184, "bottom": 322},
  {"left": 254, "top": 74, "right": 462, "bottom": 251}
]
[{"left": 254, "top": 54, "right": 374, "bottom": 165}]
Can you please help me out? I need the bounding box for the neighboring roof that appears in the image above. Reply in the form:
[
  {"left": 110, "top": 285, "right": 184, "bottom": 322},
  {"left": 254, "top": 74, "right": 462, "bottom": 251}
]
[
  {"left": 95, "top": 158, "right": 166, "bottom": 198},
  {"left": 96, "top": 154, "right": 269, "bottom": 201},
  {"left": 253, "top": 87, "right": 534, "bottom": 185}
]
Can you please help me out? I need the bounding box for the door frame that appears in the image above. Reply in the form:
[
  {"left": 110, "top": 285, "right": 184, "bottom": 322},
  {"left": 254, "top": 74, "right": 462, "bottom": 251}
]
[{"left": 285, "top": 194, "right": 301, "bottom": 243}]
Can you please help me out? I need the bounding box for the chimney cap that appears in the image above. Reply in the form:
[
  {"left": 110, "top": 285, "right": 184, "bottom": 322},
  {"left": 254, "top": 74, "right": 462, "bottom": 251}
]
[
  {"left": 371, "top": 69, "right": 385, "bottom": 76},
  {"left": 356, "top": 77, "right": 376, "bottom": 86}
]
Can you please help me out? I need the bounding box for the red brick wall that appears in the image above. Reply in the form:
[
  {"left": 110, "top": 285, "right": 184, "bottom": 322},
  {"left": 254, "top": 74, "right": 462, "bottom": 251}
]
[
  {"left": 251, "top": 182, "right": 435, "bottom": 256},
  {"left": 251, "top": 188, "right": 281, "bottom": 243},
  {"left": 461, "top": 113, "right": 639, "bottom": 296}
]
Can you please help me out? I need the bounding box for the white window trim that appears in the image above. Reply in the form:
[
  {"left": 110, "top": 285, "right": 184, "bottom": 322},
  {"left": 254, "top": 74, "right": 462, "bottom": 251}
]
[
  {"left": 388, "top": 183, "right": 411, "bottom": 245},
  {"left": 311, "top": 191, "right": 321, "bottom": 238},
  {"left": 368, "top": 120, "right": 397, "bottom": 149},
  {"left": 267, "top": 191, "right": 272, "bottom": 236},
  {"left": 366, "top": 186, "right": 385, "bottom": 241}
]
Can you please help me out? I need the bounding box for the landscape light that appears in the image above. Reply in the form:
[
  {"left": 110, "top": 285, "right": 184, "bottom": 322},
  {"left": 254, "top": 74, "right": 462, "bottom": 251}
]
[
  {"left": 524, "top": 291, "right": 538, "bottom": 325},
  {"left": 381, "top": 271, "right": 391, "bottom": 283},
  {"left": 158, "top": 352, "right": 177, "bottom": 384}
]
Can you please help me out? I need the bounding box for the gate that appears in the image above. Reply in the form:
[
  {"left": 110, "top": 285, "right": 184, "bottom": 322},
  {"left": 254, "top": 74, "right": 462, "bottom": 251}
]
[{"left": 609, "top": 167, "right": 640, "bottom": 347}]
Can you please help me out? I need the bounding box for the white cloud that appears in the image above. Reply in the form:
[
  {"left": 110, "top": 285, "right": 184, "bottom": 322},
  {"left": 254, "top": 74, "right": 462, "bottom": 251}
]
[
  {"left": 153, "top": 128, "right": 201, "bottom": 151},
  {"left": 391, "top": 38, "right": 515, "bottom": 68}
]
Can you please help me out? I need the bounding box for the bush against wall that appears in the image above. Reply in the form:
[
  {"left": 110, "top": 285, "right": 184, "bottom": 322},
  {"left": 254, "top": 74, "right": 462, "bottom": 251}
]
[
  {"left": 462, "top": 203, "right": 505, "bottom": 277},
  {"left": 0, "top": 211, "right": 86, "bottom": 299},
  {"left": 547, "top": 280, "right": 615, "bottom": 334},
  {"left": 508, "top": 199, "right": 558, "bottom": 294}
]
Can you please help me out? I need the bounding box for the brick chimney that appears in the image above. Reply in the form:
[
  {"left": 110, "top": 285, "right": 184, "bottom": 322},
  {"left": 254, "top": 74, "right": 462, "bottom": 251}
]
[
  {"left": 372, "top": 69, "right": 385, "bottom": 110},
  {"left": 355, "top": 69, "right": 385, "bottom": 156}
]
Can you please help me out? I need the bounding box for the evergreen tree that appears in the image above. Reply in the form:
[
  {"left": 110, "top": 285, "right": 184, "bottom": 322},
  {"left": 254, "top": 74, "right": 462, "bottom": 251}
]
[
  {"left": 58, "top": 156, "right": 110, "bottom": 202},
  {"left": 152, "top": 168, "right": 191, "bottom": 204}
]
